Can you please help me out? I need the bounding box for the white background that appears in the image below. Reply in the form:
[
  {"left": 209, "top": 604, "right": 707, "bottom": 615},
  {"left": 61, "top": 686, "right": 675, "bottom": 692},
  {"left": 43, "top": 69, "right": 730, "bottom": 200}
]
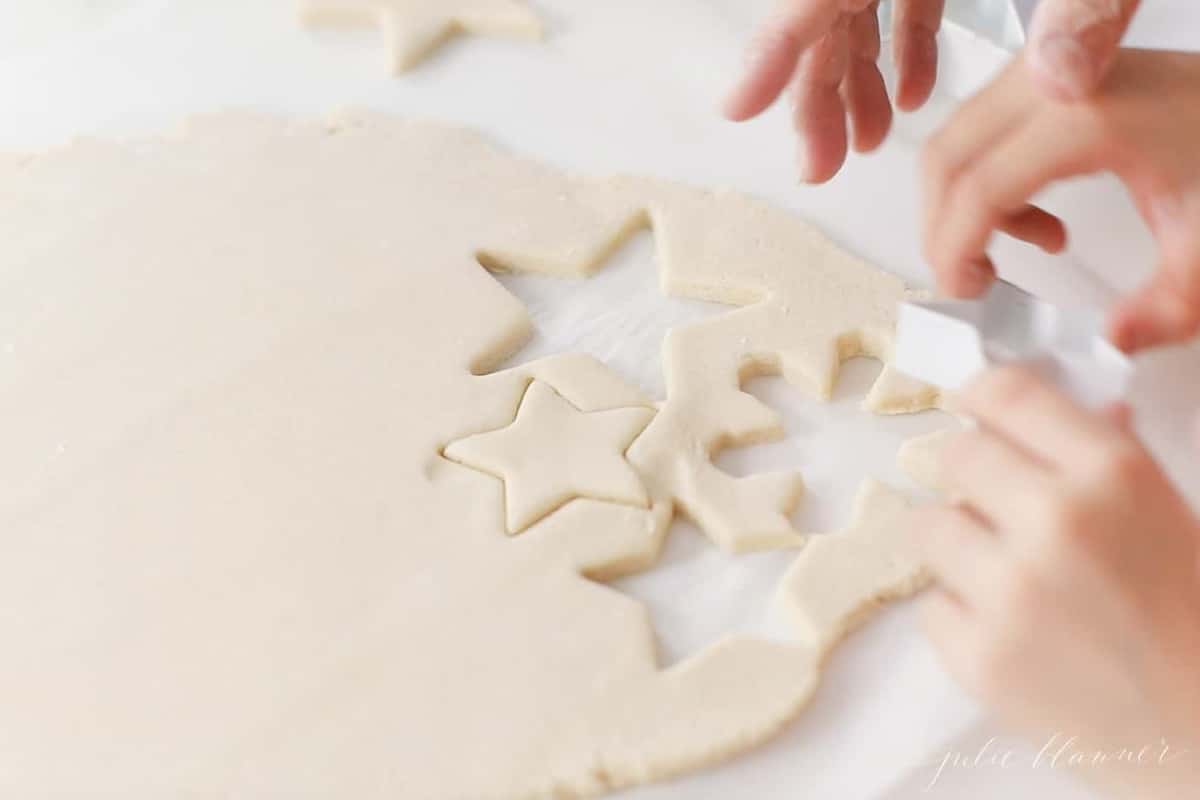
[{"left": 1, "top": 2, "right": 1197, "bottom": 798}]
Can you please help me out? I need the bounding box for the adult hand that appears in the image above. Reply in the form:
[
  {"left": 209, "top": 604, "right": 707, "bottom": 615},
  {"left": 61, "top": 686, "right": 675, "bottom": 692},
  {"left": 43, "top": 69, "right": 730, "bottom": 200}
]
[
  {"left": 922, "top": 49, "right": 1200, "bottom": 352},
  {"left": 915, "top": 367, "right": 1200, "bottom": 794},
  {"left": 724, "top": 0, "right": 1141, "bottom": 185}
]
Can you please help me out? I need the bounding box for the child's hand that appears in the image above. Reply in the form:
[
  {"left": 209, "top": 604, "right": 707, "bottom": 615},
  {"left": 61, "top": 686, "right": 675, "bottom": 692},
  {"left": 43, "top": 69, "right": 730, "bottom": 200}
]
[
  {"left": 915, "top": 367, "right": 1200, "bottom": 790},
  {"left": 724, "top": 0, "right": 907, "bottom": 183},
  {"left": 922, "top": 49, "right": 1200, "bottom": 352},
  {"left": 1025, "top": 0, "right": 1143, "bottom": 101},
  {"left": 724, "top": 0, "right": 1138, "bottom": 184}
]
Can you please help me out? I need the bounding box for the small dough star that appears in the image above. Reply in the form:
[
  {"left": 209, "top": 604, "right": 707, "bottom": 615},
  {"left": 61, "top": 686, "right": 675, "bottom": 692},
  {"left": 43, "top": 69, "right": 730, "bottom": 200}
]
[
  {"left": 444, "top": 381, "right": 654, "bottom": 534},
  {"left": 300, "top": 0, "right": 543, "bottom": 74}
]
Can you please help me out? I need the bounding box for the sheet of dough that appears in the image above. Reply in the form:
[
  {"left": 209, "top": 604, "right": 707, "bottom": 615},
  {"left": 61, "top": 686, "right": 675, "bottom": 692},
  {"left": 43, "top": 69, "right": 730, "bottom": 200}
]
[{"left": 0, "top": 112, "right": 931, "bottom": 798}]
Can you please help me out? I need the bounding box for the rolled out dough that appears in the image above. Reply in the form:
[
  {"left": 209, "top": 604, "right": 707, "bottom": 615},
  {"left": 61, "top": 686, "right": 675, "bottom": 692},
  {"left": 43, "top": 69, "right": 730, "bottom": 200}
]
[
  {"left": 0, "top": 112, "right": 932, "bottom": 798},
  {"left": 299, "top": 0, "right": 543, "bottom": 73}
]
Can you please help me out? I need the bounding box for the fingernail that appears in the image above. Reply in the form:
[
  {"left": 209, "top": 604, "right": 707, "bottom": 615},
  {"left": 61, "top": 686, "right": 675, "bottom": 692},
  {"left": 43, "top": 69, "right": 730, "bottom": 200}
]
[
  {"left": 796, "top": 147, "right": 813, "bottom": 184},
  {"left": 743, "top": 38, "right": 766, "bottom": 69},
  {"left": 721, "top": 91, "right": 742, "bottom": 119},
  {"left": 1032, "top": 34, "right": 1095, "bottom": 100},
  {"left": 1108, "top": 314, "right": 1138, "bottom": 353},
  {"left": 1122, "top": 324, "right": 1152, "bottom": 353},
  {"left": 1148, "top": 193, "right": 1187, "bottom": 239},
  {"left": 962, "top": 260, "right": 995, "bottom": 295}
]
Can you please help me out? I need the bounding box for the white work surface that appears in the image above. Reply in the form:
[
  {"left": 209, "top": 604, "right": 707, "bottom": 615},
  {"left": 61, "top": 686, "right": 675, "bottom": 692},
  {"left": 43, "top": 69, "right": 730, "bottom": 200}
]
[{"left": 2, "top": 2, "right": 1198, "bottom": 798}]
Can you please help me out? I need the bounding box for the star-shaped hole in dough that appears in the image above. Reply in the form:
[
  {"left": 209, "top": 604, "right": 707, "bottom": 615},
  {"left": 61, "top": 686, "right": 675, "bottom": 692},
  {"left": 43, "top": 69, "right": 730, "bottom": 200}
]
[
  {"left": 776, "top": 479, "right": 929, "bottom": 654},
  {"left": 299, "top": 0, "right": 543, "bottom": 74},
  {"left": 444, "top": 380, "right": 655, "bottom": 534}
]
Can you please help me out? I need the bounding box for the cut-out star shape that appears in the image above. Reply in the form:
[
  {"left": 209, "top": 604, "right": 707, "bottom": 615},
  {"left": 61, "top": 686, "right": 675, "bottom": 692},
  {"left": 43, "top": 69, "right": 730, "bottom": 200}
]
[
  {"left": 444, "top": 381, "right": 654, "bottom": 534},
  {"left": 300, "top": 0, "right": 543, "bottom": 74},
  {"left": 491, "top": 228, "right": 729, "bottom": 401}
]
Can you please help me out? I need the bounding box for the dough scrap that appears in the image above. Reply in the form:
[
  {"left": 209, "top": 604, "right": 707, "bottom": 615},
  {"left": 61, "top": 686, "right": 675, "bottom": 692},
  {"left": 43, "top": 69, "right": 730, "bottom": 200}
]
[
  {"left": 299, "top": 0, "right": 543, "bottom": 73},
  {"left": 867, "top": 365, "right": 945, "bottom": 415},
  {"left": 897, "top": 428, "right": 962, "bottom": 492},
  {"left": 0, "top": 113, "right": 928, "bottom": 798},
  {"left": 608, "top": 182, "right": 943, "bottom": 552},
  {"left": 477, "top": 172, "right": 943, "bottom": 551},
  {"left": 778, "top": 481, "right": 930, "bottom": 655},
  {"left": 444, "top": 380, "right": 654, "bottom": 533}
]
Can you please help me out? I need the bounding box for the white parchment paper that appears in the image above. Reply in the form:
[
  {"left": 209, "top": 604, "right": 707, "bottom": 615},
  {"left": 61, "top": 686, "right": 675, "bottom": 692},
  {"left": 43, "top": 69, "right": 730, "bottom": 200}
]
[{"left": 1, "top": 3, "right": 1197, "bottom": 798}]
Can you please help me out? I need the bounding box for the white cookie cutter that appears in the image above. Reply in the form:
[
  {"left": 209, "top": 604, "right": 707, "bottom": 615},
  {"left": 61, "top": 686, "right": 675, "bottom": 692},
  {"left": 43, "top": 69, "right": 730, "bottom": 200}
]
[{"left": 894, "top": 281, "right": 1134, "bottom": 408}]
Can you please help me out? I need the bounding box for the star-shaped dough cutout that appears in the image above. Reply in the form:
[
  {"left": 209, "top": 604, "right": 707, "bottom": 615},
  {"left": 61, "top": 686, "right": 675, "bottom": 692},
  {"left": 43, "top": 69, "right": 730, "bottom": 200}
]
[
  {"left": 300, "top": 0, "right": 543, "bottom": 74},
  {"left": 444, "top": 381, "right": 654, "bottom": 534}
]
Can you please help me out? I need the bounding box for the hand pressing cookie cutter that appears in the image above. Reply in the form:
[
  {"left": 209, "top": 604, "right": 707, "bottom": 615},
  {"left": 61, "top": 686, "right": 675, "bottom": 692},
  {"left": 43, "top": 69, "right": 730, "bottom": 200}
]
[{"left": 894, "top": 280, "right": 1134, "bottom": 408}]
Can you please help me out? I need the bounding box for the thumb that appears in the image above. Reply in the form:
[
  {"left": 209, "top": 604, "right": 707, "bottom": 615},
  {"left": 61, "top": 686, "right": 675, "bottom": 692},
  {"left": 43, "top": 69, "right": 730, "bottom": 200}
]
[
  {"left": 1026, "top": 0, "right": 1141, "bottom": 101},
  {"left": 1101, "top": 402, "right": 1135, "bottom": 433},
  {"left": 1108, "top": 266, "right": 1200, "bottom": 353}
]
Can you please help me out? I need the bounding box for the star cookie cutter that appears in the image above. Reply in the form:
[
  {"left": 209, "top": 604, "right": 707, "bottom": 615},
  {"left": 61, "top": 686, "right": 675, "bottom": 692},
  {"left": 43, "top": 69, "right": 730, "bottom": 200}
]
[{"left": 894, "top": 280, "right": 1134, "bottom": 408}]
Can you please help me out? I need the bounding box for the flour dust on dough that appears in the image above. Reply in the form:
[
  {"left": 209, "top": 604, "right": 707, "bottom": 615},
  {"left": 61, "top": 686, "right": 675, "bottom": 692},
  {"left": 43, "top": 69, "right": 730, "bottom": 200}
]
[
  {"left": 299, "top": 0, "right": 542, "bottom": 73},
  {"left": 0, "top": 112, "right": 929, "bottom": 798}
]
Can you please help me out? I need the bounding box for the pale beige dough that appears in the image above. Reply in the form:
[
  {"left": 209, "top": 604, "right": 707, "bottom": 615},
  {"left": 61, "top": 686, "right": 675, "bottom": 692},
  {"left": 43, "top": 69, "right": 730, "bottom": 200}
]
[
  {"left": 898, "top": 428, "right": 963, "bottom": 492},
  {"left": 444, "top": 380, "right": 654, "bottom": 533},
  {"left": 299, "top": 0, "right": 543, "bottom": 73},
  {"left": 607, "top": 182, "right": 943, "bottom": 551},
  {"left": 0, "top": 112, "right": 931, "bottom": 798},
  {"left": 779, "top": 481, "right": 930, "bottom": 654}
]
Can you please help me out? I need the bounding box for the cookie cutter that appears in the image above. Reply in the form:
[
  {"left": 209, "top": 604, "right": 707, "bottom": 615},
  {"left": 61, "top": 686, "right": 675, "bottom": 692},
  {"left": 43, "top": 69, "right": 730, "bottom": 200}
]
[{"left": 894, "top": 280, "right": 1134, "bottom": 408}]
